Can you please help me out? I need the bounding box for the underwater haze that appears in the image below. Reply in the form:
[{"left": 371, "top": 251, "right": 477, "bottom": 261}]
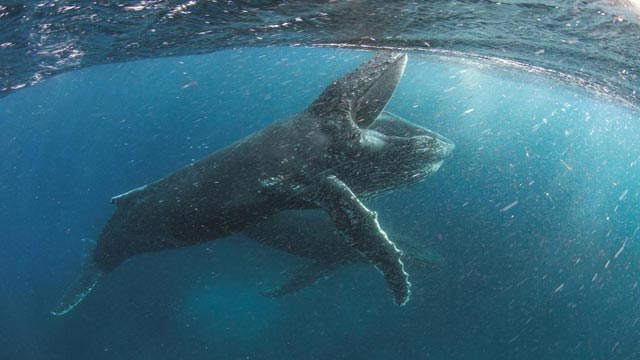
[
  {"left": 2, "top": 47, "right": 640, "bottom": 359},
  {"left": 3, "top": 1, "right": 640, "bottom": 360}
]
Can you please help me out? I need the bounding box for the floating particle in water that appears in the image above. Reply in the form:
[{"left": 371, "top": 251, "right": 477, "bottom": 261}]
[
  {"left": 614, "top": 240, "right": 627, "bottom": 259},
  {"left": 553, "top": 283, "right": 564, "bottom": 293},
  {"left": 500, "top": 200, "right": 519, "bottom": 212},
  {"left": 618, "top": 189, "right": 628, "bottom": 201},
  {"left": 560, "top": 159, "right": 573, "bottom": 170},
  {"left": 182, "top": 81, "right": 198, "bottom": 89},
  {"left": 461, "top": 108, "right": 475, "bottom": 116}
]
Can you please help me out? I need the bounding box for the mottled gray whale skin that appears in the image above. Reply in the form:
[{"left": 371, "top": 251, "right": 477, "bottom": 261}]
[
  {"left": 246, "top": 209, "right": 447, "bottom": 297},
  {"left": 52, "top": 52, "right": 453, "bottom": 315},
  {"left": 244, "top": 112, "right": 452, "bottom": 296}
]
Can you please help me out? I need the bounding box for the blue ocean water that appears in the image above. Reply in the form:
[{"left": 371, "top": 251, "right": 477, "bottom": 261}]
[{"left": 2, "top": 46, "right": 640, "bottom": 359}]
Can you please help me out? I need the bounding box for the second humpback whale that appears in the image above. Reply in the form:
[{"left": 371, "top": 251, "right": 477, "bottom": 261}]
[
  {"left": 246, "top": 210, "right": 446, "bottom": 297},
  {"left": 52, "top": 52, "right": 454, "bottom": 315}
]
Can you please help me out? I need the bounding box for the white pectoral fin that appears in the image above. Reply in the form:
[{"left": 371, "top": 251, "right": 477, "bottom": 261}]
[{"left": 307, "top": 175, "right": 411, "bottom": 305}]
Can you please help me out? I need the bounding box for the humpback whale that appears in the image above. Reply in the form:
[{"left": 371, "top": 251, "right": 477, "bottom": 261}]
[{"left": 52, "top": 52, "right": 454, "bottom": 315}]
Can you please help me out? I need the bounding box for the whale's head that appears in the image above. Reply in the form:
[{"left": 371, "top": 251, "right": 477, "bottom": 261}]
[
  {"left": 344, "top": 111, "right": 454, "bottom": 196},
  {"left": 331, "top": 112, "right": 455, "bottom": 197},
  {"left": 303, "top": 52, "right": 453, "bottom": 196}
]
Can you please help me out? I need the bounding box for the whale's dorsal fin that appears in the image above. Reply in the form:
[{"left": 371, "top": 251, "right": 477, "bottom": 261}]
[
  {"left": 306, "top": 52, "right": 407, "bottom": 132},
  {"left": 111, "top": 184, "right": 148, "bottom": 205}
]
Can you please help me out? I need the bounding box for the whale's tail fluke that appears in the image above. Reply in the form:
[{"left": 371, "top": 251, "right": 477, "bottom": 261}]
[{"left": 51, "top": 239, "right": 103, "bottom": 316}]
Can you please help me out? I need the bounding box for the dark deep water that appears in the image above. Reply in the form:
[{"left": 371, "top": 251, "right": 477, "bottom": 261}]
[{"left": 3, "top": 1, "right": 640, "bottom": 360}]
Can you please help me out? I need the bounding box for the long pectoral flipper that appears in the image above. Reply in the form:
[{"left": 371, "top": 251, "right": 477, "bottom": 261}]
[
  {"left": 264, "top": 260, "right": 343, "bottom": 298},
  {"left": 308, "top": 175, "right": 411, "bottom": 305}
]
